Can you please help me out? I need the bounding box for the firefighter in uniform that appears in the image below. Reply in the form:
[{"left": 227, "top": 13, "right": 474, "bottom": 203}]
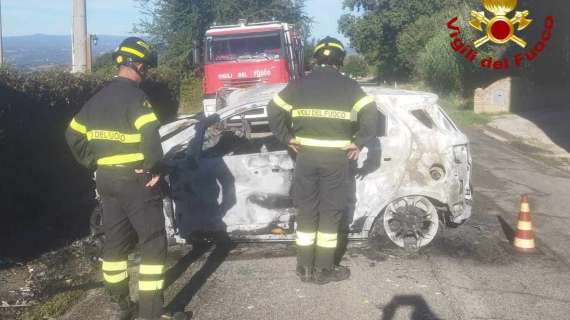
[
  {"left": 66, "top": 38, "right": 186, "bottom": 320},
  {"left": 268, "top": 37, "right": 380, "bottom": 284}
]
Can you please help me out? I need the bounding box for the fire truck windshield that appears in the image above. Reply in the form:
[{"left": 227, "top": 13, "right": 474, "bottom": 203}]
[{"left": 206, "top": 32, "right": 282, "bottom": 63}]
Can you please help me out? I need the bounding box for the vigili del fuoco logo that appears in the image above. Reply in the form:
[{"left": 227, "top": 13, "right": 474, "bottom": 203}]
[{"left": 447, "top": 0, "right": 554, "bottom": 70}]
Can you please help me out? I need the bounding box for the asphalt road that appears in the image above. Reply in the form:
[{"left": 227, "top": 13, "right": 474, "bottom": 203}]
[{"left": 63, "top": 127, "right": 570, "bottom": 320}]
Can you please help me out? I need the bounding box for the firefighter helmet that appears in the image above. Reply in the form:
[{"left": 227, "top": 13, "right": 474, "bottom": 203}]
[
  {"left": 313, "top": 36, "right": 346, "bottom": 67},
  {"left": 112, "top": 37, "right": 158, "bottom": 68}
]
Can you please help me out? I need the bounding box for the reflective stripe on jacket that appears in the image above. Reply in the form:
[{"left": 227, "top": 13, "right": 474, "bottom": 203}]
[
  {"left": 268, "top": 66, "right": 380, "bottom": 150},
  {"left": 65, "top": 77, "right": 163, "bottom": 170}
]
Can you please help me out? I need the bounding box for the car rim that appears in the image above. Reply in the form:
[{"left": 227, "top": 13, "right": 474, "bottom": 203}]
[{"left": 383, "top": 196, "right": 439, "bottom": 249}]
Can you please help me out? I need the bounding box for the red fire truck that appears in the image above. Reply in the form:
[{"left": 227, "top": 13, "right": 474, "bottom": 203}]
[{"left": 197, "top": 20, "right": 305, "bottom": 117}]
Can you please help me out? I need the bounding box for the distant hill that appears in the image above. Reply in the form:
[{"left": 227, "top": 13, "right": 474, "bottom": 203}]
[
  {"left": 3, "top": 34, "right": 357, "bottom": 71},
  {"left": 3, "top": 34, "right": 127, "bottom": 70}
]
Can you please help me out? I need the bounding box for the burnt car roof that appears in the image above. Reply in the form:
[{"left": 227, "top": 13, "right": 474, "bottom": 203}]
[{"left": 215, "top": 84, "right": 440, "bottom": 119}]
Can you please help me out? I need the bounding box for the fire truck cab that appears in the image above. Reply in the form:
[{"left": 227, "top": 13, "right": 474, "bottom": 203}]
[{"left": 200, "top": 20, "right": 304, "bottom": 120}]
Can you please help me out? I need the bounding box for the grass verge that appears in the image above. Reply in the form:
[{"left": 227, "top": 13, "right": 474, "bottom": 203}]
[
  {"left": 438, "top": 94, "right": 491, "bottom": 127},
  {"left": 21, "top": 289, "right": 85, "bottom": 320},
  {"left": 179, "top": 77, "right": 204, "bottom": 115}
]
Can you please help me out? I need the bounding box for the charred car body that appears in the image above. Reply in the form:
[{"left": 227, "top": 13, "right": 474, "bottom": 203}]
[{"left": 157, "top": 84, "right": 473, "bottom": 249}]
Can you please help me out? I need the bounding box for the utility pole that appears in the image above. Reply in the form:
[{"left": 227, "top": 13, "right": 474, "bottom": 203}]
[
  {"left": 71, "top": 0, "right": 88, "bottom": 73},
  {"left": 0, "top": 0, "right": 4, "bottom": 65}
]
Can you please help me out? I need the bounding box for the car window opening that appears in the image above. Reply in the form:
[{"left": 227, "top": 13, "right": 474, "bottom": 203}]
[
  {"left": 202, "top": 112, "right": 287, "bottom": 157},
  {"left": 410, "top": 109, "right": 435, "bottom": 129}
]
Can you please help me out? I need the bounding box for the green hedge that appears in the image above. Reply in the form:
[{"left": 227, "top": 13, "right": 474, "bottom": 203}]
[{"left": 0, "top": 67, "right": 181, "bottom": 260}]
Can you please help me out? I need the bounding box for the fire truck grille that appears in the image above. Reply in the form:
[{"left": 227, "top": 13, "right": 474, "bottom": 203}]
[{"left": 221, "top": 77, "right": 265, "bottom": 88}]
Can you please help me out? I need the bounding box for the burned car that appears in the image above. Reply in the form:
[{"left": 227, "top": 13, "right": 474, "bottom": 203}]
[{"left": 158, "top": 84, "right": 473, "bottom": 249}]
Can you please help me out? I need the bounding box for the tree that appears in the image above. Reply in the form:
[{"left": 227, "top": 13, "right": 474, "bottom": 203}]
[
  {"left": 340, "top": 0, "right": 569, "bottom": 90},
  {"left": 342, "top": 55, "right": 369, "bottom": 78},
  {"left": 92, "top": 52, "right": 116, "bottom": 77},
  {"left": 303, "top": 38, "right": 317, "bottom": 71},
  {"left": 339, "top": 0, "right": 454, "bottom": 80},
  {"left": 136, "top": 0, "right": 312, "bottom": 71}
]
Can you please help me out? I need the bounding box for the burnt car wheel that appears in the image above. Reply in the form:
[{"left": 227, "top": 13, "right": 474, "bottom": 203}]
[{"left": 382, "top": 196, "right": 440, "bottom": 249}]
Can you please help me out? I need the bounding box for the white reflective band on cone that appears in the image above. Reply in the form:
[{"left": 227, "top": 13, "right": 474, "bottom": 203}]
[
  {"left": 514, "top": 238, "right": 535, "bottom": 249},
  {"left": 517, "top": 221, "right": 532, "bottom": 231}
]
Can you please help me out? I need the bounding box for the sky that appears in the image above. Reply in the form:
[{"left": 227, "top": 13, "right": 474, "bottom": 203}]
[
  {"left": 305, "top": 0, "right": 349, "bottom": 43},
  {"left": 1, "top": 0, "right": 350, "bottom": 41}
]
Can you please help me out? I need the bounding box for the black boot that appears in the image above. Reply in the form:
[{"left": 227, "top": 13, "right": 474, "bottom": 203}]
[
  {"left": 296, "top": 265, "right": 314, "bottom": 283},
  {"left": 314, "top": 265, "right": 350, "bottom": 285}
]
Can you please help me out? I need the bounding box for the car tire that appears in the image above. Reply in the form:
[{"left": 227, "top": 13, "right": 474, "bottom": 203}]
[{"left": 370, "top": 196, "right": 441, "bottom": 251}]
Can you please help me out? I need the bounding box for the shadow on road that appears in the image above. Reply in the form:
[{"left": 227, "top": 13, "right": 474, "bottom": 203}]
[
  {"left": 165, "top": 238, "right": 235, "bottom": 313},
  {"left": 381, "top": 295, "right": 441, "bottom": 320},
  {"left": 164, "top": 245, "right": 212, "bottom": 289},
  {"left": 497, "top": 215, "right": 515, "bottom": 244}
]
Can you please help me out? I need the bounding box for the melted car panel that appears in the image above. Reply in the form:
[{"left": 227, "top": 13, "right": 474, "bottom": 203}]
[{"left": 160, "top": 84, "right": 473, "bottom": 245}]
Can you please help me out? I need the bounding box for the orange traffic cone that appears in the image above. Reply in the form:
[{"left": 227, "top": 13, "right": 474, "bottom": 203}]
[{"left": 513, "top": 195, "right": 536, "bottom": 253}]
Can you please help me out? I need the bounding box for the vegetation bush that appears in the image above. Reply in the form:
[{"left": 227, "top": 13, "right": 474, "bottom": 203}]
[
  {"left": 179, "top": 76, "right": 204, "bottom": 115},
  {"left": 135, "top": 0, "right": 312, "bottom": 71},
  {"left": 342, "top": 55, "right": 370, "bottom": 79},
  {"left": 414, "top": 30, "right": 466, "bottom": 93},
  {"left": 341, "top": 0, "right": 569, "bottom": 98},
  {"left": 0, "top": 67, "right": 181, "bottom": 260}
]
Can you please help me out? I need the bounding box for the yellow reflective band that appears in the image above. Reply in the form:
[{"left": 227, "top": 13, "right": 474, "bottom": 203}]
[
  {"left": 292, "top": 109, "right": 354, "bottom": 121},
  {"left": 87, "top": 130, "right": 141, "bottom": 144},
  {"left": 139, "top": 280, "right": 164, "bottom": 291},
  {"left": 327, "top": 43, "right": 345, "bottom": 51},
  {"left": 316, "top": 232, "right": 338, "bottom": 249},
  {"left": 97, "top": 153, "right": 144, "bottom": 166},
  {"left": 140, "top": 265, "right": 164, "bottom": 275},
  {"left": 120, "top": 46, "right": 145, "bottom": 58},
  {"left": 103, "top": 271, "right": 128, "bottom": 284},
  {"left": 136, "top": 40, "right": 151, "bottom": 51},
  {"left": 517, "top": 221, "right": 533, "bottom": 231},
  {"left": 272, "top": 95, "right": 293, "bottom": 112},
  {"left": 102, "top": 260, "right": 128, "bottom": 272},
  {"left": 295, "top": 136, "right": 351, "bottom": 148},
  {"left": 353, "top": 96, "right": 375, "bottom": 113},
  {"left": 314, "top": 43, "right": 326, "bottom": 53},
  {"left": 514, "top": 238, "right": 535, "bottom": 249},
  {"left": 313, "top": 43, "right": 345, "bottom": 54},
  {"left": 69, "top": 118, "right": 87, "bottom": 134},
  {"left": 520, "top": 203, "right": 530, "bottom": 213},
  {"left": 296, "top": 231, "right": 316, "bottom": 246},
  {"left": 134, "top": 113, "right": 158, "bottom": 130}
]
